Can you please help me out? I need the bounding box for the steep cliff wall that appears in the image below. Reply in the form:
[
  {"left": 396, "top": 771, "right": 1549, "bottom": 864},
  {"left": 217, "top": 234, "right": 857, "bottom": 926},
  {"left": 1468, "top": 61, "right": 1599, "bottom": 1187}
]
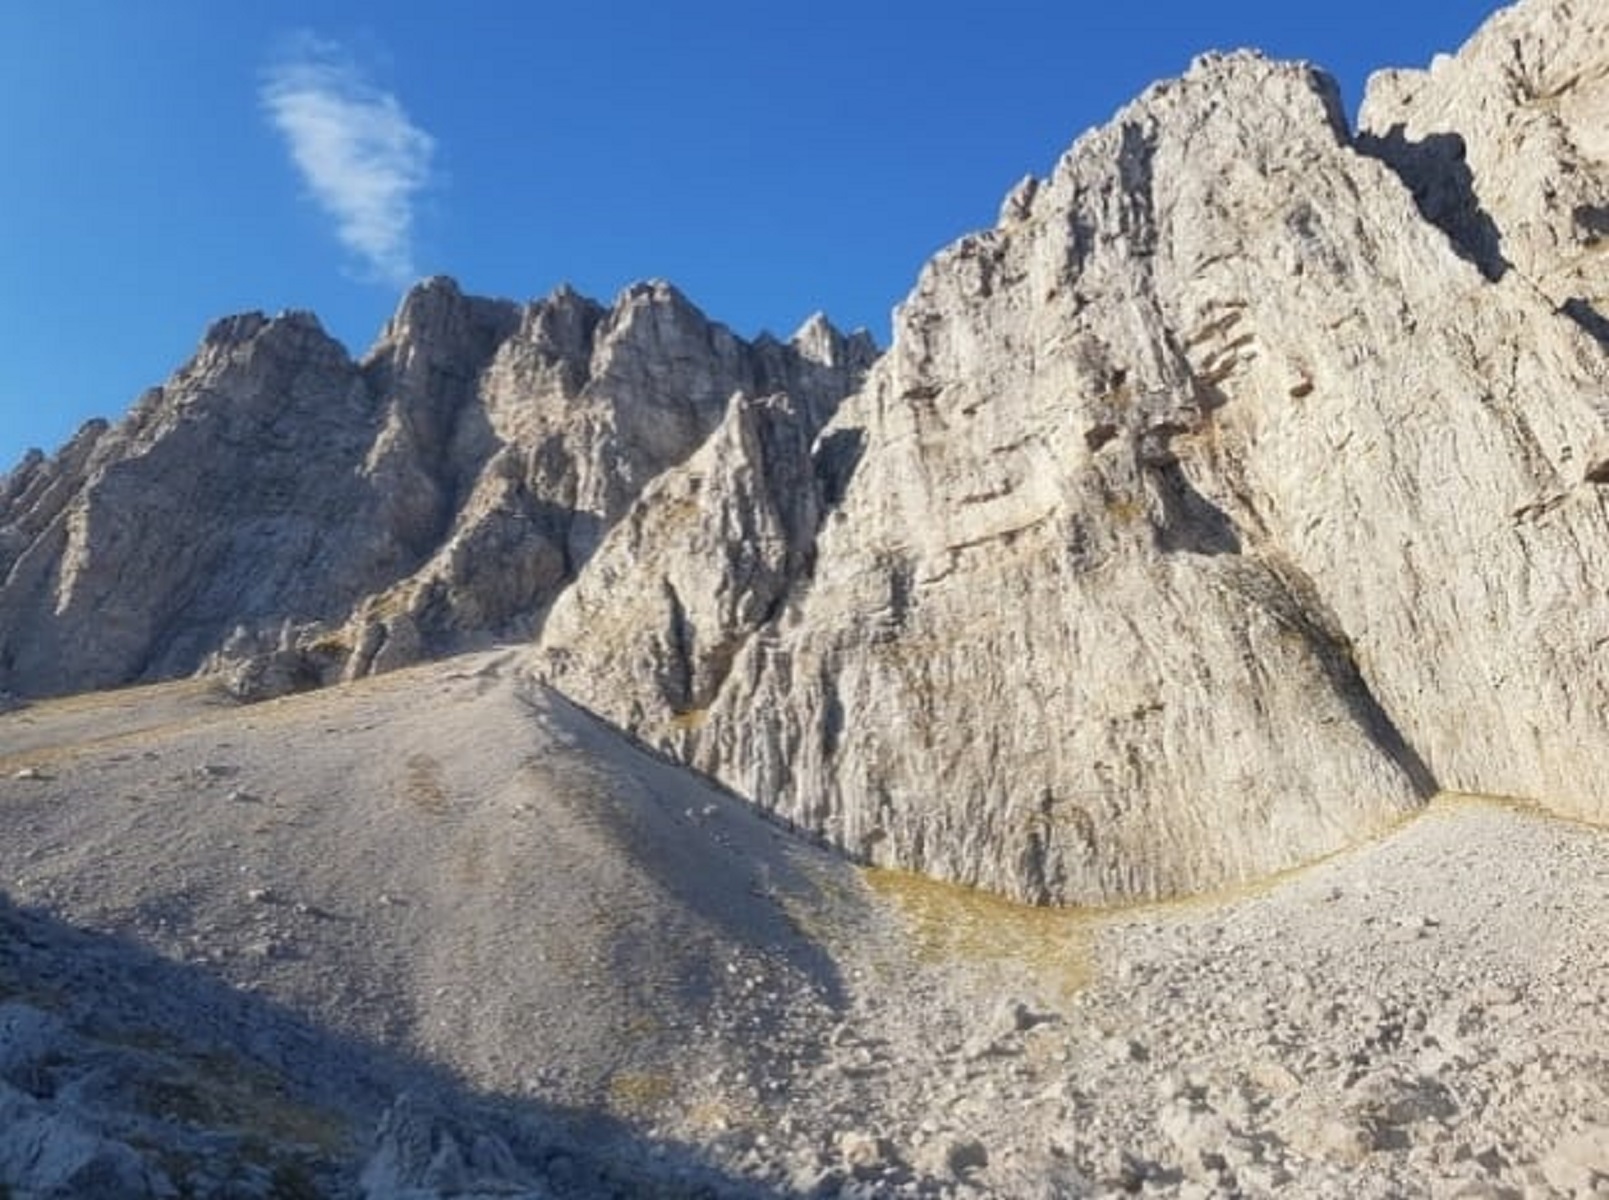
[
  {"left": 0, "top": 280, "right": 872, "bottom": 699},
  {"left": 536, "top": 2, "right": 1609, "bottom": 903}
]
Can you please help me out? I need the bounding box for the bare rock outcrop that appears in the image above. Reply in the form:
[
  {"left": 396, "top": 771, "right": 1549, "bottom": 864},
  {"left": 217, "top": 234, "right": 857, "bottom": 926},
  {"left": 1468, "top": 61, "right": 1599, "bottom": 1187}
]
[
  {"left": 1, "top": 311, "right": 389, "bottom": 697},
  {"left": 338, "top": 285, "right": 874, "bottom": 683},
  {"left": 1360, "top": 0, "right": 1609, "bottom": 319},
  {"left": 536, "top": 2, "right": 1609, "bottom": 903},
  {"left": 0, "top": 280, "right": 872, "bottom": 700},
  {"left": 538, "top": 387, "right": 829, "bottom": 741}
]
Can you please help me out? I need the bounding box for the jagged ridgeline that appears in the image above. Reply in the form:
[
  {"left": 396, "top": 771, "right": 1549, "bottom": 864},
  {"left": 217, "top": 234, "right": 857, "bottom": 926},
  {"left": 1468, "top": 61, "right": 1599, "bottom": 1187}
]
[
  {"left": 0, "top": 279, "right": 875, "bottom": 698},
  {"left": 5, "top": 0, "right": 1609, "bottom": 905}
]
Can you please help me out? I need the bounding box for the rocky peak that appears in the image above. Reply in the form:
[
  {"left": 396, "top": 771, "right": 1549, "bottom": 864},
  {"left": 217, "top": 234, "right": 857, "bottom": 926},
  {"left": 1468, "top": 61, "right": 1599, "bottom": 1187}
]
[
  {"left": 596, "top": 279, "right": 707, "bottom": 348},
  {"left": 200, "top": 309, "right": 336, "bottom": 361},
  {"left": 534, "top": 2, "right": 1609, "bottom": 906},
  {"left": 200, "top": 310, "right": 270, "bottom": 348},
  {"left": 789, "top": 311, "right": 877, "bottom": 372},
  {"left": 587, "top": 281, "right": 752, "bottom": 412},
  {"left": 363, "top": 277, "right": 521, "bottom": 445},
  {"left": 516, "top": 285, "right": 608, "bottom": 385},
  {"left": 370, "top": 275, "right": 520, "bottom": 355},
  {"left": 1359, "top": 0, "right": 1609, "bottom": 320},
  {"left": 332, "top": 278, "right": 874, "bottom": 684},
  {"left": 191, "top": 308, "right": 344, "bottom": 371},
  {"left": 0, "top": 268, "right": 871, "bottom": 701},
  {"left": 363, "top": 283, "right": 505, "bottom": 470}
]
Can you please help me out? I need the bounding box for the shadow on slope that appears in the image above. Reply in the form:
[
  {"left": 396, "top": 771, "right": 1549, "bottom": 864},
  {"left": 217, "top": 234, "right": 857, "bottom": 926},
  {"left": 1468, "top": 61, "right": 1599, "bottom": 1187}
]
[
  {"left": 0, "top": 890, "right": 793, "bottom": 1199},
  {"left": 523, "top": 679, "right": 855, "bottom": 1011},
  {"left": 0, "top": 651, "right": 872, "bottom": 1196}
]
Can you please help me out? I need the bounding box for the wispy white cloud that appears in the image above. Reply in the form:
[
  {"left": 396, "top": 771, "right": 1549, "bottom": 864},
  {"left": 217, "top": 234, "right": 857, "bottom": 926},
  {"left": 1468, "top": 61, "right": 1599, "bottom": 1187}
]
[{"left": 261, "top": 35, "right": 434, "bottom": 285}]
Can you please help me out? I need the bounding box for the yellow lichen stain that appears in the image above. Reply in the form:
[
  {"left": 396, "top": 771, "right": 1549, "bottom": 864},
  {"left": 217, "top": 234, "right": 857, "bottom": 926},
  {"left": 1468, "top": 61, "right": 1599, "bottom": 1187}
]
[
  {"left": 1104, "top": 494, "right": 1146, "bottom": 525},
  {"left": 667, "top": 707, "right": 707, "bottom": 732},
  {"left": 1432, "top": 790, "right": 1609, "bottom": 837},
  {"left": 862, "top": 866, "right": 1093, "bottom": 1000}
]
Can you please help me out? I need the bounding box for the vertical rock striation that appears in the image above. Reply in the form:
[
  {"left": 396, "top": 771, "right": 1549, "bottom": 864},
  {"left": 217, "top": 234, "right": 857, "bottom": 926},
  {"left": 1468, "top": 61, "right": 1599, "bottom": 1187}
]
[
  {"left": 0, "top": 280, "right": 872, "bottom": 699},
  {"left": 1360, "top": 0, "right": 1609, "bottom": 318},
  {"left": 536, "top": 0, "right": 1609, "bottom": 903}
]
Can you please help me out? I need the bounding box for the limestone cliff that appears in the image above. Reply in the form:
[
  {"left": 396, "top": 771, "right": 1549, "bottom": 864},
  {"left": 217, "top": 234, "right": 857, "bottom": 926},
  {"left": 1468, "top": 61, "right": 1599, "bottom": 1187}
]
[
  {"left": 1360, "top": 0, "right": 1609, "bottom": 315},
  {"left": 535, "top": 0, "right": 1609, "bottom": 903},
  {"left": 8, "top": 0, "right": 1608, "bottom": 908},
  {"left": 0, "top": 280, "right": 873, "bottom": 699}
]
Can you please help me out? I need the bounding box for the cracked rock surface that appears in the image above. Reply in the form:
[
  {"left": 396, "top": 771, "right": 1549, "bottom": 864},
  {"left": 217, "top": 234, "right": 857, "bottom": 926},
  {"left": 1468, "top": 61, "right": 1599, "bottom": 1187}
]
[
  {"left": 0, "top": 280, "right": 872, "bottom": 703},
  {"left": 537, "top": 0, "right": 1609, "bottom": 903}
]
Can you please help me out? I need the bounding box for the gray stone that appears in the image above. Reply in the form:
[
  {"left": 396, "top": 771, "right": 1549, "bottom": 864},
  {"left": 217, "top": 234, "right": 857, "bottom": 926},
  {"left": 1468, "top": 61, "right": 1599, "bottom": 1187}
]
[
  {"left": 541, "top": 1, "right": 1609, "bottom": 903},
  {"left": 0, "top": 1079, "right": 166, "bottom": 1199},
  {"left": 0, "top": 279, "right": 871, "bottom": 701},
  {"left": 1539, "top": 1126, "right": 1609, "bottom": 1195}
]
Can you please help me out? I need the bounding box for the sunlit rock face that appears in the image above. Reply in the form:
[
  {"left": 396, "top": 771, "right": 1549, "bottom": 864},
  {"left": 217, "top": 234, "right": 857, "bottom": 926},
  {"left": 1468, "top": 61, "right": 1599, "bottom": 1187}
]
[
  {"left": 0, "top": 278, "right": 872, "bottom": 699},
  {"left": 538, "top": 1, "right": 1609, "bottom": 904},
  {"left": 8, "top": 0, "right": 1609, "bottom": 907}
]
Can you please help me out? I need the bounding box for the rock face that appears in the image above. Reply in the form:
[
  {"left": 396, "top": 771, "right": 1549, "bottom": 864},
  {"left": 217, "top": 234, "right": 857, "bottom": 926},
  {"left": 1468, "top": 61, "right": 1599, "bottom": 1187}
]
[
  {"left": 0, "top": 278, "right": 873, "bottom": 700},
  {"left": 7, "top": 0, "right": 1609, "bottom": 907},
  {"left": 536, "top": 0, "right": 1609, "bottom": 903},
  {"left": 537, "top": 388, "right": 829, "bottom": 737},
  {"left": 1360, "top": 0, "right": 1609, "bottom": 315}
]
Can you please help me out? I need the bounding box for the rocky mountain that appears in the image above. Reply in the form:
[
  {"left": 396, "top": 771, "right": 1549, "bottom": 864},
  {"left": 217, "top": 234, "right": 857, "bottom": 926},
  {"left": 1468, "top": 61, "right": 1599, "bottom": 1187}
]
[
  {"left": 0, "top": 279, "right": 875, "bottom": 701},
  {"left": 6, "top": 0, "right": 1609, "bottom": 912},
  {"left": 534, "top": 0, "right": 1609, "bottom": 904},
  {"left": 5, "top": 3, "right": 1609, "bottom": 1198}
]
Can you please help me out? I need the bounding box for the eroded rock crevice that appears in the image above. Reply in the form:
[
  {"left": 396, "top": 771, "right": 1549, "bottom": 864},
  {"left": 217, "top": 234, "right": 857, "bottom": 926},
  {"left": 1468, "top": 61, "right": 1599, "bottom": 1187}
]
[{"left": 1355, "top": 126, "right": 1510, "bottom": 282}]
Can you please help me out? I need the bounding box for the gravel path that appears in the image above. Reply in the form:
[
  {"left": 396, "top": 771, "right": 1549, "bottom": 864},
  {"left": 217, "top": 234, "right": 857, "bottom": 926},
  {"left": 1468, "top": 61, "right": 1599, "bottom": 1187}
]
[{"left": 1, "top": 655, "right": 1606, "bottom": 1198}]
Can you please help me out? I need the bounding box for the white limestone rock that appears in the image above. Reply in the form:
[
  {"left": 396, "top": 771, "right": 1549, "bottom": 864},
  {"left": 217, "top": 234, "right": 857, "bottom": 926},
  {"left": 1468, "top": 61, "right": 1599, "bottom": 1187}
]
[
  {"left": 0, "top": 310, "right": 390, "bottom": 698},
  {"left": 536, "top": 388, "right": 826, "bottom": 746},
  {"left": 539, "top": 10, "right": 1609, "bottom": 902},
  {"left": 538, "top": 54, "right": 1440, "bottom": 903},
  {"left": 0, "top": 279, "right": 870, "bottom": 700},
  {"left": 1360, "top": 0, "right": 1609, "bottom": 319}
]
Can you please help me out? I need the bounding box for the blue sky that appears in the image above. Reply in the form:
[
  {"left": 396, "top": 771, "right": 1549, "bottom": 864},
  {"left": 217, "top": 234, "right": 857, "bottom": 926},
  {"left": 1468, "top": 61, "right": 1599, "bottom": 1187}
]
[{"left": 2, "top": 1, "right": 1501, "bottom": 469}]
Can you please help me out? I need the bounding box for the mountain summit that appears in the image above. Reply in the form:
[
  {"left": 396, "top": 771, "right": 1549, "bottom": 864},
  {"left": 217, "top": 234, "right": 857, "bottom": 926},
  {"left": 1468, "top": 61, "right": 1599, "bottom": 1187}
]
[
  {"left": 5, "top": 0, "right": 1609, "bottom": 907},
  {"left": 0, "top": 278, "right": 874, "bottom": 700}
]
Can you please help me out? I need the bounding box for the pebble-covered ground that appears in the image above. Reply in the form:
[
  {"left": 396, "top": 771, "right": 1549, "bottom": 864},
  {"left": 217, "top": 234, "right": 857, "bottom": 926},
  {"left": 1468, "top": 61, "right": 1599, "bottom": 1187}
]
[{"left": 2, "top": 658, "right": 1607, "bottom": 1198}]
